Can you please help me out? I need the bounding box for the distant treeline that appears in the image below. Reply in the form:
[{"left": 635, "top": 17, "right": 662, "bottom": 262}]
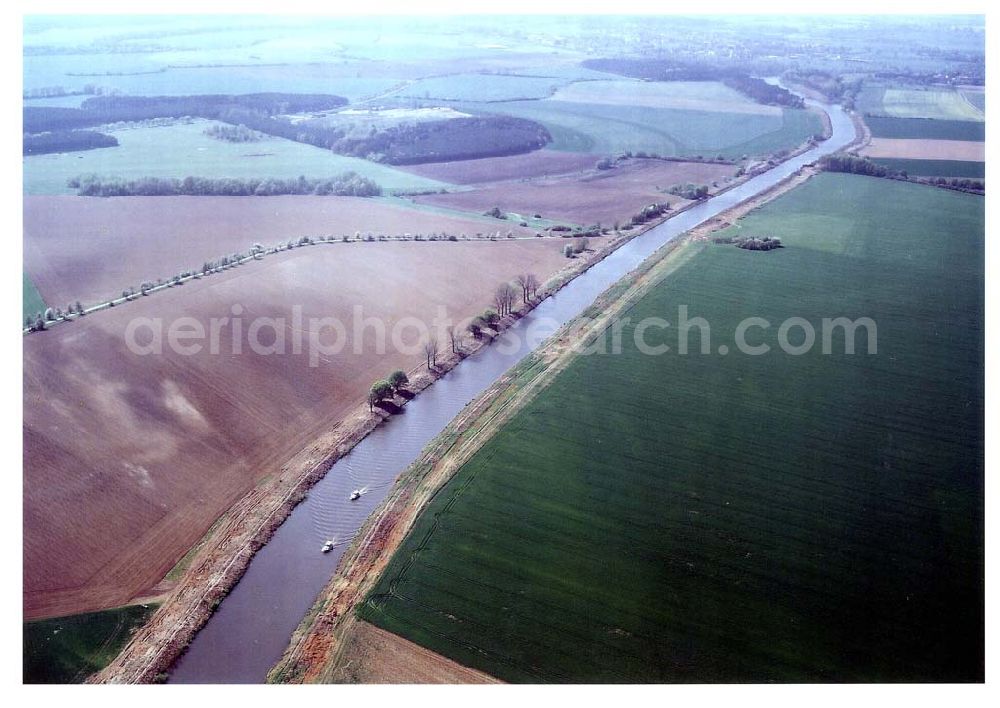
[
  {"left": 23, "top": 93, "right": 348, "bottom": 133},
  {"left": 23, "top": 92, "right": 552, "bottom": 164},
  {"left": 333, "top": 116, "right": 551, "bottom": 164},
  {"left": 819, "top": 154, "right": 984, "bottom": 194},
  {"left": 23, "top": 130, "right": 118, "bottom": 155},
  {"left": 581, "top": 58, "right": 804, "bottom": 108},
  {"left": 68, "top": 172, "right": 382, "bottom": 197}
]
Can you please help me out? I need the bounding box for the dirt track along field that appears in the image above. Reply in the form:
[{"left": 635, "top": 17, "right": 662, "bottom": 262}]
[{"left": 23, "top": 239, "right": 570, "bottom": 620}]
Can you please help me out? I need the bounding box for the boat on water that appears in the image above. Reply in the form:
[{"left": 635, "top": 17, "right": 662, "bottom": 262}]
[
  {"left": 321, "top": 539, "right": 334, "bottom": 553},
  {"left": 349, "top": 489, "right": 361, "bottom": 501}
]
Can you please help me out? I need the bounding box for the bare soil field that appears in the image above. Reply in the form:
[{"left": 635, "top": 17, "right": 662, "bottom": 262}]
[
  {"left": 862, "top": 138, "right": 985, "bottom": 161},
  {"left": 397, "top": 149, "right": 599, "bottom": 184},
  {"left": 326, "top": 621, "right": 500, "bottom": 684},
  {"left": 413, "top": 158, "right": 736, "bottom": 225},
  {"left": 23, "top": 196, "right": 535, "bottom": 308},
  {"left": 23, "top": 239, "right": 569, "bottom": 620}
]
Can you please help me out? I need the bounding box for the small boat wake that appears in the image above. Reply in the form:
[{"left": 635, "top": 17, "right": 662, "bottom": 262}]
[{"left": 349, "top": 486, "right": 369, "bottom": 501}]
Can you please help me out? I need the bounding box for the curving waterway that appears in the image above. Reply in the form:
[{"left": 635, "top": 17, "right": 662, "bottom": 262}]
[{"left": 169, "top": 98, "right": 857, "bottom": 683}]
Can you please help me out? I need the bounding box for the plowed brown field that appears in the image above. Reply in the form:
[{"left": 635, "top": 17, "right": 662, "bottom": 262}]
[
  {"left": 397, "top": 149, "right": 598, "bottom": 184},
  {"left": 23, "top": 239, "right": 568, "bottom": 620},
  {"left": 23, "top": 196, "right": 535, "bottom": 308},
  {"left": 412, "top": 158, "right": 736, "bottom": 225}
]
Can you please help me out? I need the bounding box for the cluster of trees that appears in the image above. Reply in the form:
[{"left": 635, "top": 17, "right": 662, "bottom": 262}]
[
  {"left": 484, "top": 206, "right": 507, "bottom": 219},
  {"left": 23, "top": 130, "right": 118, "bottom": 155},
  {"left": 24, "top": 300, "right": 87, "bottom": 332},
  {"left": 580, "top": 58, "right": 803, "bottom": 108},
  {"left": 368, "top": 370, "right": 409, "bottom": 411},
  {"left": 67, "top": 172, "right": 382, "bottom": 197},
  {"left": 821, "top": 145, "right": 984, "bottom": 195},
  {"left": 923, "top": 176, "right": 985, "bottom": 193},
  {"left": 784, "top": 71, "right": 862, "bottom": 108},
  {"left": 330, "top": 116, "right": 552, "bottom": 165},
  {"left": 203, "top": 123, "right": 263, "bottom": 142},
  {"left": 23, "top": 84, "right": 117, "bottom": 100},
  {"left": 489, "top": 275, "right": 541, "bottom": 317},
  {"left": 819, "top": 154, "right": 891, "bottom": 178},
  {"left": 468, "top": 309, "right": 500, "bottom": 338},
  {"left": 736, "top": 236, "right": 783, "bottom": 251},
  {"left": 722, "top": 75, "right": 804, "bottom": 108},
  {"left": 563, "top": 238, "right": 589, "bottom": 257},
  {"left": 668, "top": 183, "right": 710, "bottom": 200},
  {"left": 627, "top": 202, "right": 672, "bottom": 229}
]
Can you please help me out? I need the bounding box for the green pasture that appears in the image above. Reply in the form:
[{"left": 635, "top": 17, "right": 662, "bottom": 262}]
[
  {"left": 24, "top": 604, "right": 158, "bottom": 683},
  {"left": 361, "top": 173, "right": 984, "bottom": 683}
]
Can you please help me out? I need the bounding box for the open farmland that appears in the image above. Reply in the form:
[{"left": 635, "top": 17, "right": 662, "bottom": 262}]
[
  {"left": 864, "top": 115, "right": 985, "bottom": 141},
  {"left": 398, "top": 150, "right": 598, "bottom": 184},
  {"left": 23, "top": 195, "right": 539, "bottom": 307},
  {"left": 413, "top": 158, "right": 735, "bottom": 226},
  {"left": 862, "top": 138, "right": 985, "bottom": 162},
  {"left": 24, "top": 238, "right": 571, "bottom": 620},
  {"left": 24, "top": 603, "right": 157, "bottom": 683},
  {"left": 879, "top": 87, "right": 984, "bottom": 121},
  {"left": 456, "top": 98, "right": 822, "bottom": 159},
  {"left": 550, "top": 80, "right": 782, "bottom": 115},
  {"left": 360, "top": 173, "right": 984, "bottom": 682},
  {"left": 397, "top": 73, "right": 566, "bottom": 102},
  {"left": 22, "top": 119, "right": 448, "bottom": 195}
]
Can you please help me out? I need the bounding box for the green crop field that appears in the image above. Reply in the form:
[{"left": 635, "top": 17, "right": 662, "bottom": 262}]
[
  {"left": 454, "top": 99, "right": 822, "bottom": 159},
  {"left": 22, "top": 119, "right": 450, "bottom": 195},
  {"left": 361, "top": 173, "right": 984, "bottom": 683},
  {"left": 24, "top": 603, "right": 158, "bottom": 683},
  {"left": 856, "top": 84, "right": 984, "bottom": 122},
  {"left": 870, "top": 157, "right": 985, "bottom": 178},
  {"left": 865, "top": 115, "right": 986, "bottom": 141},
  {"left": 880, "top": 88, "right": 983, "bottom": 121},
  {"left": 23, "top": 271, "right": 46, "bottom": 320}
]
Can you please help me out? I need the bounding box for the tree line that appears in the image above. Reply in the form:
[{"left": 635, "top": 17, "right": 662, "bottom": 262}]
[
  {"left": 67, "top": 172, "right": 382, "bottom": 197},
  {"left": 23, "top": 130, "right": 118, "bottom": 155}
]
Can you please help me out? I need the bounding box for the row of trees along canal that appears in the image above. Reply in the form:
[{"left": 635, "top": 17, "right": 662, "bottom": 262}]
[{"left": 367, "top": 273, "right": 541, "bottom": 412}]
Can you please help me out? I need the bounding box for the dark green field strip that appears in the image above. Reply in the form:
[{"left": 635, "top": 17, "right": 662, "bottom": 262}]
[
  {"left": 23, "top": 271, "right": 46, "bottom": 320},
  {"left": 361, "top": 173, "right": 983, "bottom": 682},
  {"left": 865, "top": 115, "right": 985, "bottom": 141},
  {"left": 869, "top": 158, "right": 985, "bottom": 179},
  {"left": 23, "top": 603, "right": 158, "bottom": 683}
]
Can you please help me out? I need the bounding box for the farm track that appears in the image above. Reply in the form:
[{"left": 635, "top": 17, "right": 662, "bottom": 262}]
[{"left": 267, "top": 164, "right": 820, "bottom": 684}]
